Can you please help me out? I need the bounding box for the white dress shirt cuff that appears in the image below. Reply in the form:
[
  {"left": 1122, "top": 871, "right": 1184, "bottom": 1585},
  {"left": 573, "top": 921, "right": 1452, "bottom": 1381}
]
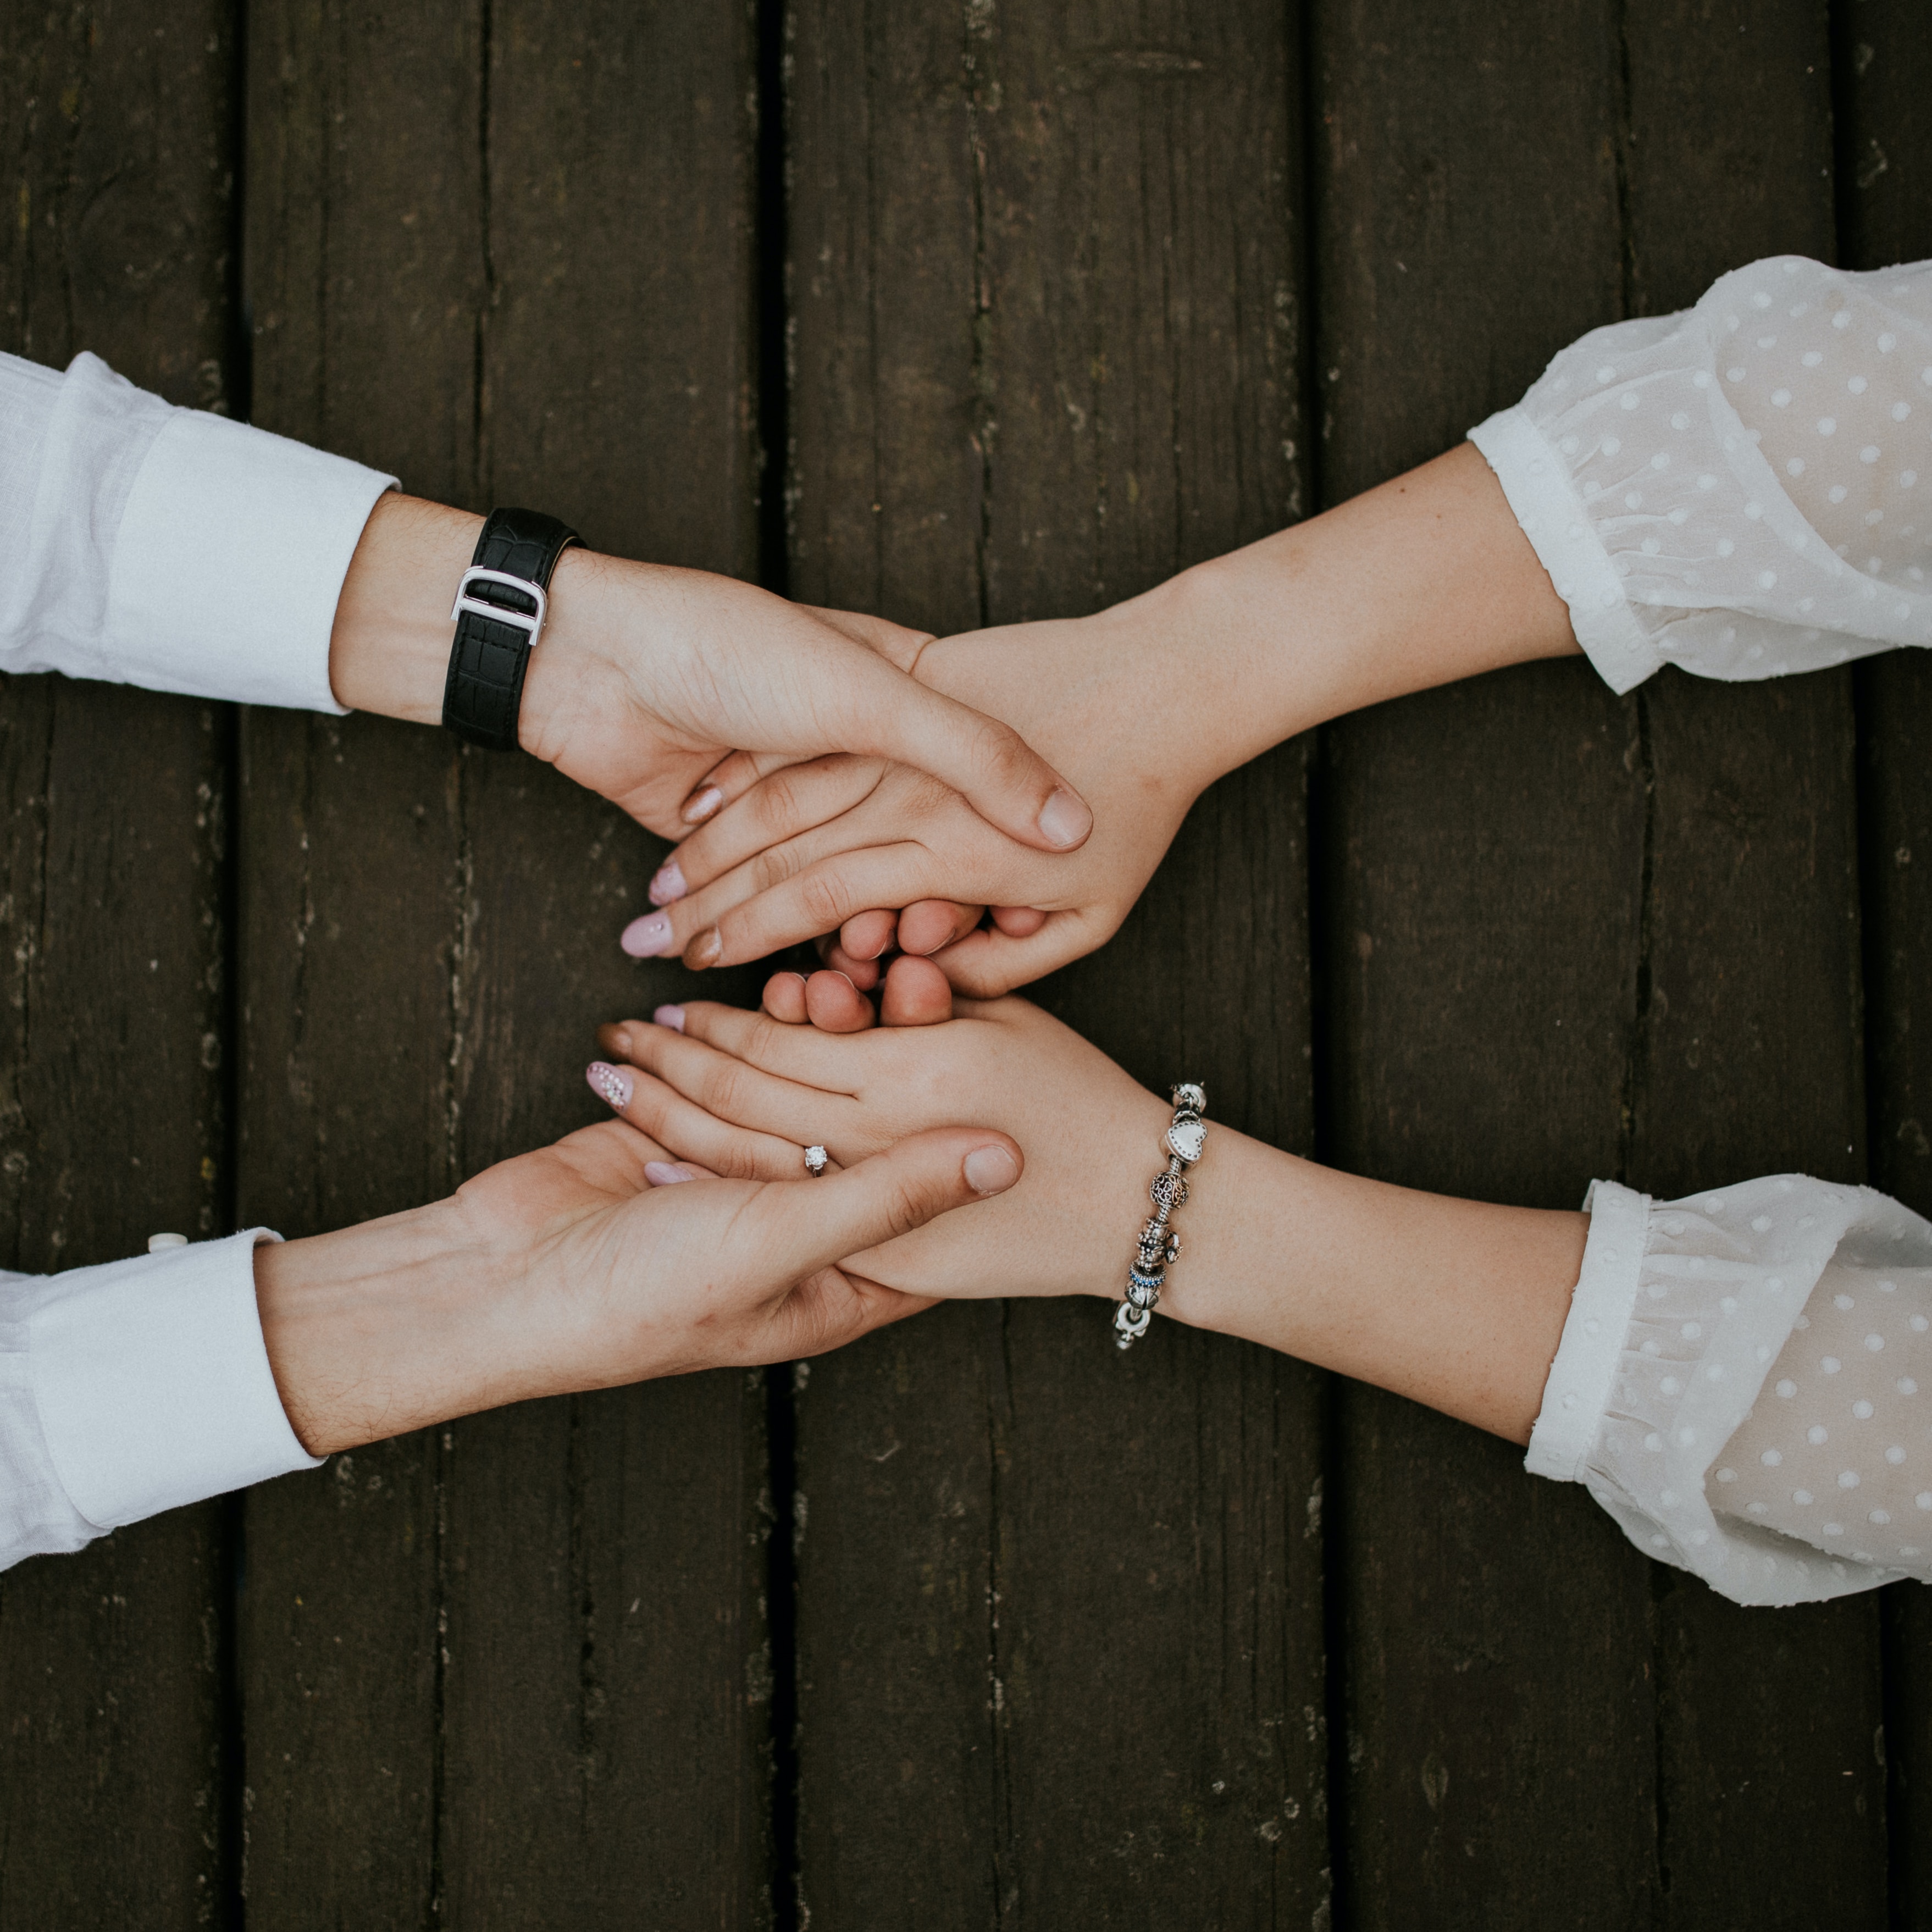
[
  {"left": 29, "top": 1230, "right": 322, "bottom": 1529},
  {"left": 1469, "top": 405, "right": 1663, "bottom": 696},
  {"left": 103, "top": 405, "right": 395, "bottom": 713}
]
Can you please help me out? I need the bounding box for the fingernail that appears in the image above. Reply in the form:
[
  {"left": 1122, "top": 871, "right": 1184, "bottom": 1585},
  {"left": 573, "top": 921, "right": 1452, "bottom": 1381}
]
[
  {"left": 963, "top": 1144, "right": 1020, "bottom": 1196},
  {"left": 685, "top": 927, "right": 723, "bottom": 970},
  {"left": 1036, "top": 787, "right": 1092, "bottom": 850},
  {"left": 621, "top": 912, "right": 676, "bottom": 958},
  {"left": 587, "top": 1061, "right": 633, "bottom": 1110},
  {"left": 649, "top": 859, "right": 687, "bottom": 906},
  {"left": 654, "top": 1004, "right": 686, "bottom": 1032},
  {"left": 682, "top": 786, "right": 723, "bottom": 825},
  {"left": 645, "top": 1160, "right": 695, "bottom": 1186}
]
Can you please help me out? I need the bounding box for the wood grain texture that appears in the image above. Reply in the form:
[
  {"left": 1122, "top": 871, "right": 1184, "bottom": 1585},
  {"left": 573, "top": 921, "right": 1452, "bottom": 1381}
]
[
  {"left": 1619, "top": 8, "right": 1887, "bottom": 1924},
  {"left": 240, "top": 3, "right": 772, "bottom": 1924},
  {"left": 784, "top": 1, "right": 1324, "bottom": 1923},
  {"left": 1835, "top": 1, "right": 1932, "bottom": 1920},
  {"left": 0, "top": 3, "right": 241, "bottom": 1923},
  {"left": 1319, "top": 1, "right": 1889, "bottom": 1924},
  {"left": 1313, "top": 2, "right": 1662, "bottom": 1920}
]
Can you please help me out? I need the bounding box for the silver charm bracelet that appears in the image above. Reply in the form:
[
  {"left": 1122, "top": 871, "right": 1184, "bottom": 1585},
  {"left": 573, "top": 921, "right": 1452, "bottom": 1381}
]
[{"left": 1113, "top": 1083, "right": 1206, "bottom": 1349}]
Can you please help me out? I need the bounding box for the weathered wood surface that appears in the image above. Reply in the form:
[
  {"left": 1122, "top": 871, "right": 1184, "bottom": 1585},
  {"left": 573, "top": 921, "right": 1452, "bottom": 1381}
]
[
  {"left": 0, "top": 0, "right": 1924, "bottom": 1925},
  {"left": 1839, "top": 4, "right": 1932, "bottom": 1922},
  {"left": 784, "top": 2, "right": 1324, "bottom": 1923},
  {"left": 0, "top": 4, "right": 240, "bottom": 1924},
  {"left": 239, "top": 2, "right": 773, "bottom": 1925}
]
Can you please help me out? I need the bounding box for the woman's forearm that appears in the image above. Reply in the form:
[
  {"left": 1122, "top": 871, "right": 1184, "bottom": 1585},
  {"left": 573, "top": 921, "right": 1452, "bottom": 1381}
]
[
  {"left": 1103, "top": 443, "right": 1580, "bottom": 792},
  {"left": 1116, "top": 1130, "right": 1586, "bottom": 1444}
]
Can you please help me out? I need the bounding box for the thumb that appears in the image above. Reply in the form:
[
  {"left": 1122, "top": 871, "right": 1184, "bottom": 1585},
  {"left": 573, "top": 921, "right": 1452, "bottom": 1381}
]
[
  {"left": 834, "top": 649, "right": 1093, "bottom": 854},
  {"left": 929, "top": 907, "right": 1102, "bottom": 998},
  {"left": 773, "top": 1127, "right": 1022, "bottom": 1278}
]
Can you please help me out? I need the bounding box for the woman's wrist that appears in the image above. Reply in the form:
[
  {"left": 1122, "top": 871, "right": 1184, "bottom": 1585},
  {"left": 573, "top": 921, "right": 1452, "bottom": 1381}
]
[{"left": 1083, "top": 444, "right": 1584, "bottom": 789}]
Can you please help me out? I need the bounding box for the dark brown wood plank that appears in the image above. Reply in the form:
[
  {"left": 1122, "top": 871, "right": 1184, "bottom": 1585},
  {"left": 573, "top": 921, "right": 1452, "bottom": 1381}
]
[
  {"left": 784, "top": 2, "right": 1325, "bottom": 1923},
  {"left": 1618, "top": 7, "right": 1889, "bottom": 1923},
  {"left": 0, "top": 3, "right": 241, "bottom": 1921},
  {"left": 1312, "top": 2, "right": 1663, "bottom": 1921},
  {"left": 239, "top": 3, "right": 481, "bottom": 1916},
  {"left": 1835, "top": 1, "right": 1932, "bottom": 1918},
  {"left": 240, "top": 2, "right": 774, "bottom": 1924},
  {"left": 434, "top": 6, "right": 773, "bottom": 1922},
  {"left": 1321, "top": 3, "right": 1891, "bottom": 1925}
]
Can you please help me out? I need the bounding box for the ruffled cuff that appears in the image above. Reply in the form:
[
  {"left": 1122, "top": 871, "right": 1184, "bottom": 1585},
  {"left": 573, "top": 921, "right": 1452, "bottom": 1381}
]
[
  {"left": 1529, "top": 1176, "right": 1924, "bottom": 1606},
  {"left": 1470, "top": 406, "right": 1662, "bottom": 695},
  {"left": 28, "top": 1230, "right": 323, "bottom": 1530}
]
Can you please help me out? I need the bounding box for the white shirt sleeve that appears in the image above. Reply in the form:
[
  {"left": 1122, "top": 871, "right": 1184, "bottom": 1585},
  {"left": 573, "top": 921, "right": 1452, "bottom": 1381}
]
[
  {"left": 1, "top": 1232, "right": 324, "bottom": 1570},
  {"left": 1529, "top": 1175, "right": 1931, "bottom": 1605},
  {"left": 1470, "top": 255, "right": 1932, "bottom": 693},
  {"left": 0, "top": 348, "right": 397, "bottom": 711}
]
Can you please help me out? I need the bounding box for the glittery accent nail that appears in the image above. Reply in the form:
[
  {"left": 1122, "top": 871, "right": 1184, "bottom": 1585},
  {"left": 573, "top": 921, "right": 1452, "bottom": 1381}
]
[{"left": 586, "top": 1061, "right": 632, "bottom": 1110}]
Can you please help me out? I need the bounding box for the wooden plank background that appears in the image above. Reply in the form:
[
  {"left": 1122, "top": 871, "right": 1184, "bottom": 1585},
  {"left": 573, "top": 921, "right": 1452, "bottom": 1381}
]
[{"left": 0, "top": 1, "right": 1925, "bottom": 1925}]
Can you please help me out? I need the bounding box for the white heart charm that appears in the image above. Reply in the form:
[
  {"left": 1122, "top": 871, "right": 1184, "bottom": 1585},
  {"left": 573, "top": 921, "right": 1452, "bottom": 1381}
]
[{"left": 1166, "top": 1119, "right": 1206, "bottom": 1165}]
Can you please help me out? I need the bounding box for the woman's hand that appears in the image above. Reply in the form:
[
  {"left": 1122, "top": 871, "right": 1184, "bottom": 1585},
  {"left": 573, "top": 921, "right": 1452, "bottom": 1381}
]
[
  {"left": 254, "top": 1109, "right": 1023, "bottom": 1457},
  {"left": 590, "top": 994, "right": 1174, "bottom": 1299},
  {"left": 624, "top": 443, "right": 1584, "bottom": 996},
  {"left": 326, "top": 492, "right": 1094, "bottom": 853},
  {"left": 591, "top": 986, "right": 1591, "bottom": 1445},
  {"left": 621, "top": 599, "right": 1221, "bottom": 990}
]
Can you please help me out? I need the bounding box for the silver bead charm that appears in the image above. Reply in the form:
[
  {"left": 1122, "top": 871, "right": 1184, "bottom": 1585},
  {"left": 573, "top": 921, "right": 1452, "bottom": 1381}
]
[
  {"left": 1112, "top": 1083, "right": 1205, "bottom": 1351},
  {"left": 1150, "top": 1170, "right": 1189, "bottom": 1212}
]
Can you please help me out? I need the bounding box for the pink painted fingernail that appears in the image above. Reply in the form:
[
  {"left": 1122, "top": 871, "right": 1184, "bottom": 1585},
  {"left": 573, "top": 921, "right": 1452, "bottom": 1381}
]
[
  {"left": 682, "top": 786, "right": 723, "bottom": 825},
  {"left": 587, "top": 1062, "right": 632, "bottom": 1110},
  {"left": 621, "top": 911, "right": 676, "bottom": 957},
  {"left": 654, "top": 1004, "right": 686, "bottom": 1032},
  {"left": 649, "top": 859, "right": 687, "bottom": 906},
  {"left": 645, "top": 1160, "right": 695, "bottom": 1186}
]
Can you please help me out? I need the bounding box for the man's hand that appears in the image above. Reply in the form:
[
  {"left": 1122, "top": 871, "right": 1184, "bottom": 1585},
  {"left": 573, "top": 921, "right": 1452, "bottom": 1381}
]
[
  {"left": 324, "top": 492, "right": 1093, "bottom": 854},
  {"left": 616, "top": 599, "right": 1219, "bottom": 987},
  {"left": 253, "top": 1108, "right": 1022, "bottom": 1457},
  {"left": 619, "top": 442, "right": 1584, "bottom": 996}
]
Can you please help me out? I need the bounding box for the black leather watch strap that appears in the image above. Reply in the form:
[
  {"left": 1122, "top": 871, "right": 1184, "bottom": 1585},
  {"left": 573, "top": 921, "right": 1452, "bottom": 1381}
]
[{"left": 441, "top": 507, "right": 580, "bottom": 752}]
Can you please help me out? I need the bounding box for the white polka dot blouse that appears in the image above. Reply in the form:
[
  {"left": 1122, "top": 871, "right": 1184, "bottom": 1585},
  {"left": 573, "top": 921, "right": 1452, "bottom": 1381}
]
[
  {"left": 1472, "top": 253, "right": 1932, "bottom": 694},
  {"left": 1477, "top": 257, "right": 1932, "bottom": 1604},
  {"left": 1530, "top": 1178, "right": 1930, "bottom": 1604}
]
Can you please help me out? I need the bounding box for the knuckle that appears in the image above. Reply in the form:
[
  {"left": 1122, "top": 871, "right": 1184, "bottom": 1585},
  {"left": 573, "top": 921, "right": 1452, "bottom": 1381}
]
[
  {"left": 882, "top": 1171, "right": 943, "bottom": 1241},
  {"left": 967, "top": 715, "right": 1032, "bottom": 790},
  {"left": 795, "top": 867, "right": 854, "bottom": 933},
  {"left": 704, "top": 1059, "right": 750, "bottom": 1121},
  {"left": 751, "top": 840, "right": 811, "bottom": 895},
  {"left": 755, "top": 767, "right": 803, "bottom": 833}
]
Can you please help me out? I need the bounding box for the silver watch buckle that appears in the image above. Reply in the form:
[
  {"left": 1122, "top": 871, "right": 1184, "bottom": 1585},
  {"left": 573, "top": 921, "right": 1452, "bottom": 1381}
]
[{"left": 451, "top": 566, "right": 549, "bottom": 646}]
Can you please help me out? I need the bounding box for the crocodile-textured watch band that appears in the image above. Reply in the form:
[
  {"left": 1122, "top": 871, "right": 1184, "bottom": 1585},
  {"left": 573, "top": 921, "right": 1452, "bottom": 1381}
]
[{"left": 441, "top": 507, "right": 580, "bottom": 752}]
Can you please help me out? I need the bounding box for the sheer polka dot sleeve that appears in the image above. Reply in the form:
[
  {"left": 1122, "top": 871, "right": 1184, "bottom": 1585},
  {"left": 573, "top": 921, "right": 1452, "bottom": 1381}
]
[
  {"left": 1470, "top": 256, "right": 1932, "bottom": 694},
  {"left": 1528, "top": 1175, "right": 1931, "bottom": 1606}
]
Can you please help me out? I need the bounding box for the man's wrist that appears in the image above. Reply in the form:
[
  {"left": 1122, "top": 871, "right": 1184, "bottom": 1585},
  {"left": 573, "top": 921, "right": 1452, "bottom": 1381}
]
[
  {"left": 327, "top": 494, "right": 483, "bottom": 724},
  {"left": 326, "top": 494, "right": 619, "bottom": 768},
  {"left": 513, "top": 545, "right": 626, "bottom": 765},
  {"left": 254, "top": 1195, "right": 525, "bottom": 1457}
]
